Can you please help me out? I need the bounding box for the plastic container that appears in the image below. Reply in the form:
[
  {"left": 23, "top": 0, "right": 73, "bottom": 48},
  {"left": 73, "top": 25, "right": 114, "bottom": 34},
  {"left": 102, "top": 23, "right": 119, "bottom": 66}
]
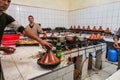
[
  {"left": 107, "top": 46, "right": 118, "bottom": 62},
  {"left": 1, "top": 34, "right": 20, "bottom": 46}
]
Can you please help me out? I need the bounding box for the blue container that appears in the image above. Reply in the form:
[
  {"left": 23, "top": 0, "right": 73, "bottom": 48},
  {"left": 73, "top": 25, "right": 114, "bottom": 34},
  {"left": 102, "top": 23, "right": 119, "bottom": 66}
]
[{"left": 107, "top": 46, "right": 118, "bottom": 62}]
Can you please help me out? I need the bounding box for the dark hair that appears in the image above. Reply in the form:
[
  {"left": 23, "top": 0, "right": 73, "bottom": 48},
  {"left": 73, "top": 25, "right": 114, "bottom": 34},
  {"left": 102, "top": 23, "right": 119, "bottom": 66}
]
[{"left": 28, "top": 15, "right": 34, "bottom": 19}]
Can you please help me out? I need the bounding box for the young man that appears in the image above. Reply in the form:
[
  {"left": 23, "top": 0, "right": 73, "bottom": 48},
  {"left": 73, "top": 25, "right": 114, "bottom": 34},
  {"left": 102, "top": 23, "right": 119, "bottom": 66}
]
[
  {"left": 26, "top": 15, "right": 44, "bottom": 38},
  {"left": 0, "top": 0, "right": 52, "bottom": 53}
]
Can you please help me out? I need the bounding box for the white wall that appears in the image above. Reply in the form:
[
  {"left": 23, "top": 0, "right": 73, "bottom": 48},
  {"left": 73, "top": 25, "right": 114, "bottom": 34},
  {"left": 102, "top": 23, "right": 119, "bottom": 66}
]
[
  {"left": 6, "top": 4, "right": 69, "bottom": 29},
  {"left": 69, "top": 2, "right": 120, "bottom": 33},
  {"left": 12, "top": 0, "right": 69, "bottom": 11},
  {"left": 70, "top": 0, "right": 120, "bottom": 10},
  {"left": 6, "top": 2, "right": 120, "bottom": 33}
]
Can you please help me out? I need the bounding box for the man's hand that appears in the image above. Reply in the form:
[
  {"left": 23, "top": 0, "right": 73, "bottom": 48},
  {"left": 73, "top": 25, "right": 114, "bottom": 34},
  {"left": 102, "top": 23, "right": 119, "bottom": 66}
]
[
  {"left": 40, "top": 40, "right": 52, "bottom": 49},
  {"left": 0, "top": 47, "right": 16, "bottom": 53}
]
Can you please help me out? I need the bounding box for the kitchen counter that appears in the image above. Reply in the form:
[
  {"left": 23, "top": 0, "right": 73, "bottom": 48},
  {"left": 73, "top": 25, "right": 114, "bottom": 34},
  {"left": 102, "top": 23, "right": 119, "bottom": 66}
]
[
  {"left": 0, "top": 46, "right": 74, "bottom": 80},
  {"left": 0, "top": 42, "right": 107, "bottom": 80}
]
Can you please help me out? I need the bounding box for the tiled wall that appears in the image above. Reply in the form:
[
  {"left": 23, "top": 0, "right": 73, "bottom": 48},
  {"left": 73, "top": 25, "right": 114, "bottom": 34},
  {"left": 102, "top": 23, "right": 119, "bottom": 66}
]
[
  {"left": 7, "top": 2, "right": 120, "bottom": 33},
  {"left": 6, "top": 4, "right": 69, "bottom": 29},
  {"left": 69, "top": 2, "right": 120, "bottom": 33}
]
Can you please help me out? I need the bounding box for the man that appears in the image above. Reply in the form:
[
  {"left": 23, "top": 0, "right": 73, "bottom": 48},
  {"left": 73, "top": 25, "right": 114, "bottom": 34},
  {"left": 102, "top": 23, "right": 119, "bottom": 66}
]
[
  {"left": 0, "top": 0, "right": 52, "bottom": 53},
  {"left": 113, "top": 28, "right": 120, "bottom": 70},
  {"left": 26, "top": 15, "right": 44, "bottom": 37}
]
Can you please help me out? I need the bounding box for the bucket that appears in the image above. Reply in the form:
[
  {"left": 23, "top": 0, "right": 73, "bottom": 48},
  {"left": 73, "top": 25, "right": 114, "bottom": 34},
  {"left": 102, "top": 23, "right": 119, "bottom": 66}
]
[
  {"left": 107, "top": 46, "right": 118, "bottom": 62},
  {"left": 1, "top": 34, "right": 20, "bottom": 46}
]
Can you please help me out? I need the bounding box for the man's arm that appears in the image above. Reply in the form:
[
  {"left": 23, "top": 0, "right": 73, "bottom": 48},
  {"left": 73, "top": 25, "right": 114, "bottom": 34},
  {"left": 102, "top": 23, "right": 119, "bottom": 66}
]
[
  {"left": 23, "top": 28, "right": 52, "bottom": 48},
  {"left": 7, "top": 21, "right": 52, "bottom": 48}
]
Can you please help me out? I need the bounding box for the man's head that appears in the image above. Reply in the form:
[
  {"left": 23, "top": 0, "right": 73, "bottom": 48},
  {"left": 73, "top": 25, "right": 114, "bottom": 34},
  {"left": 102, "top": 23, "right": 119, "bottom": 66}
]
[
  {"left": 28, "top": 15, "right": 34, "bottom": 24},
  {"left": 0, "top": 0, "right": 11, "bottom": 12}
]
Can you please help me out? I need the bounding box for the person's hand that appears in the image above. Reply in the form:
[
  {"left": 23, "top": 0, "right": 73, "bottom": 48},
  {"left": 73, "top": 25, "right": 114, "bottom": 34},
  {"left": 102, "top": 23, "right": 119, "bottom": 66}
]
[
  {"left": 40, "top": 40, "right": 52, "bottom": 49},
  {"left": 1, "top": 47, "right": 16, "bottom": 53},
  {"left": 114, "top": 43, "right": 120, "bottom": 49}
]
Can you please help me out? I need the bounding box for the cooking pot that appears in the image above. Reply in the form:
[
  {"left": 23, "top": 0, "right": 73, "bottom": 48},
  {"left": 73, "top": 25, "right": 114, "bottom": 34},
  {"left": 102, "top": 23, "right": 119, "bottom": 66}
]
[
  {"left": 37, "top": 48, "right": 60, "bottom": 68},
  {"left": 57, "top": 36, "right": 65, "bottom": 42},
  {"left": 66, "top": 35, "right": 75, "bottom": 42},
  {"left": 77, "top": 36, "right": 85, "bottom": 41}
]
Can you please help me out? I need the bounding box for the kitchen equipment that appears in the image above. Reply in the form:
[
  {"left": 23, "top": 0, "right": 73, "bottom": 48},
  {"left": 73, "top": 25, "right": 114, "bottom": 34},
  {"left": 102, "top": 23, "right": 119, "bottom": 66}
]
[
  {"left": 66, "top": 35, "right": 75, "bottom": 42},
  {"left": 96, "top": 33, "right": 103, "bottom": 40},
  {"left": 93, "top": 26, "right": 97, "bottom": 31},
  {"left": 77, "top": 36, "right": 85, "bottom": 41},
  {"left": 89, "top": 33, "right": 97, "bottom": 40},
  {"left": 57, "top": 36, "right": 65, "bottom": 43},
  {"left": 107, "top": 46, "right": 118, "bottom": 62},
  {"left": 77, "top": 25, "right": 81, "bottom": 30},
  {"left": 82, "top": 26, "right": 86, "bottom": 30},
  {"left": 74, "top": 25, "right": 76, "bottom": 30},
  {"left": 51, "top": 32, "right": 55, "bottom": 38},
  {"left": 86, "top": 26, "right": 91, "bottom": 30},
  {"left": 37, "top": 47, "right": 60, "bottom": 68},
  {"left": 43, "top": 32, "right": 48, "bottom": 38},
  {"left": 2, "top": 34, "right": 20, "bottom": 46},
  {"left": 105, "top": 27, "right": 111, "bottom": 33},
  {"left": 98, "top": 26, "right": 103, "bottom": 31}
]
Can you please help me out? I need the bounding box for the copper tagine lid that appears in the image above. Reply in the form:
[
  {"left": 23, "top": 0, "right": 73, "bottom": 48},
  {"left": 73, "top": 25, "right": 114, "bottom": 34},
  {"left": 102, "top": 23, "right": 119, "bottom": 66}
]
[
  {"left": 43, "top": 32, "right": 48, "bottom": 38},
  {"left": 105, "top": 27, "right": 110, "bottom": 33},
  {"left": 77, "top": 25, "right": 81, "bottom": 30},
  {"left": 98, "top": 26, "right": 103, "bottom": 31},
  {"left": 87, "top": 26, "right": 91, "bottom": 30},
  {"left": 38, "top": 48, "right": 60, "bottom": 68},
  {"left": 89, "top": 33, "right": 97, "bottom": 40},
  {"left": 64, "top": 31, "right": 66, "bottom": 37},
  {"left": 51, "top": 32, "right": 55, "bottom": 38},
  {"left": 96, "top": 33, "right": 102, "bottom": 40},
  {"left": 70, "top": 26, "right": 73, "bottom": 30},
  {"left": 82, "top": 26, "right": 86, "bottom": 30},
  {"left": 93, "top": 26, "right": 97, "bottom": 31},
  {"left": 74, "top": 25, "right": 76, "bottom": 30}
]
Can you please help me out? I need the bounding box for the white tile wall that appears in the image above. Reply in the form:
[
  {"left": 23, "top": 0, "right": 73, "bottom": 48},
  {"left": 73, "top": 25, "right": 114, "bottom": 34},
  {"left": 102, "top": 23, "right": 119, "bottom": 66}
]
[
  {"left": 6, "top": 2, "right": 120, "bottom": 33},
  {"left": 6, "top": 4, "right": 69, "bottom": 29},
  {"left": 69, "top": 2, "right": 120, "bottom": 34}
]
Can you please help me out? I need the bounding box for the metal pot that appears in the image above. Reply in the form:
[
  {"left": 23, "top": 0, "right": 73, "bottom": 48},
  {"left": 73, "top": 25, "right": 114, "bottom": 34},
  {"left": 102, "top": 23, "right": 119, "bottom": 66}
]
[
  {"left": 77, "top": 36, "right": 85, "bottom": 41},
  {"left": 57, "top": 36, "right": 65, "bottom": 42},
  {"left": 66, "top": 35, "right": 75, "bottom": 42}
]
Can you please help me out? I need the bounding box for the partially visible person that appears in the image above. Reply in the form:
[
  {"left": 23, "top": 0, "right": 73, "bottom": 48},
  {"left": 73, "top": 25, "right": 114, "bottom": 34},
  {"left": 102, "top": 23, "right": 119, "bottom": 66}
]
[
  {"left": 113, "top": 28, "right": 120, "bottom": 70},
  {"left": 0, "top": 0, "right": 52, "bottom": 53},
  {"left": 0, "top": 0, "right": 52, "bottom": 79},
  {"left": 26, "top": 15, "right": 44, "bottom": 38}
]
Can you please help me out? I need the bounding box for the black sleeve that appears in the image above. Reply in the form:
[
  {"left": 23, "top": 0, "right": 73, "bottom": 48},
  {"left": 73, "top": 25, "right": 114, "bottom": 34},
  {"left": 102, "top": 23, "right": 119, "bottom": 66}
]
[{"left": 6, "top": 14, "right": 15, "bottom": 25}]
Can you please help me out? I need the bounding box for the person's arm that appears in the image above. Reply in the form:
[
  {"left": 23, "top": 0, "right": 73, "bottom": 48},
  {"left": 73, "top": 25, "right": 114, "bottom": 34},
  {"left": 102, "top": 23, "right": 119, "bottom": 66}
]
[
  {"left": 0, "top": 47, "right": 16, "bottom": 53},
  {"left": 7, "top": 21, "right": 52, "bottom": 48},
  {"left": 113, "top": 36, "right": 120, "bottom": 48},
  {"left": 22, "top": 28, "right": 52, "bottom": 48}
]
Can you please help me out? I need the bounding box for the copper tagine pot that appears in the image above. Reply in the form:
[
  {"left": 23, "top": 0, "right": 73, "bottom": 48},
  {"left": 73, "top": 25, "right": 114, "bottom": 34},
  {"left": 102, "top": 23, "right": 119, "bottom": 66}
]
[
  {"left": 37, "top": 48, "right": 60, "bottom": 68},
  {"left": 77, "top": 25, "right": 81, "bottom": 30},
  {"left": 74, "top": 25, "right": 76, "bottom": 30},
  {"left": 43, "top": 32, "right": 48, "bottom": 38},
  {"left": 93, "top": 26, "right": 97, "bottom": 31},
  {"left": 96, "top": 33, "right": 102, "bottom": 40},
  {"left": 89, "top": 33, "right": 97, "bottom": 40},
  {"left": 105, "top": 27, "right": 111, "bottom": 33},
  {"left": 51, "top": 32, "right": 55, "bottom": 38},
  {"left": 70, "top": 26, "right": 73, "bottom": 30},
  {"left": 98, "top": 26, "right": 103, "bottom": 31},
  {"left": 87, "top": 26, "right": 91, "bottom": 30},
  {"left": 82, "top": 26, "right": 86, "bottom": 30}
]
